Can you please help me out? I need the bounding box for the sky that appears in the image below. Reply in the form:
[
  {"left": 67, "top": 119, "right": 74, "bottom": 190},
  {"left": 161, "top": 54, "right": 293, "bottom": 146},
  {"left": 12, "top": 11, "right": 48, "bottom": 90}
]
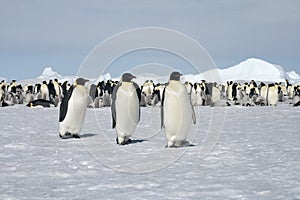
[{"left": 0, "top": 0, "right": 299, "bottom": 80}]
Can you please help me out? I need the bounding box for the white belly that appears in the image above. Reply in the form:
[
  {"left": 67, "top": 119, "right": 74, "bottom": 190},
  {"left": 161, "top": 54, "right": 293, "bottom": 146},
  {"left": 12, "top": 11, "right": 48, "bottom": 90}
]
[
  {"left": 115, "top": 83, "right": 139, "bottom": 138},
  {"left": 211, "top": 87, "right": 221, "bottom": 103},
  {"left": 41, "top": 85, "right": 49, "bottom": 100},
  {"left": 261, "top": 87, "right": 268, "bottom": 99},
  {"left": 163, "top": 81, "right": 193, "bottom": 144},
  {"left": 268, "top": 87, "right": 278, "bottom": 105},
  {"left": 59, "top": 86, "right": 88, "bottom": 135}
]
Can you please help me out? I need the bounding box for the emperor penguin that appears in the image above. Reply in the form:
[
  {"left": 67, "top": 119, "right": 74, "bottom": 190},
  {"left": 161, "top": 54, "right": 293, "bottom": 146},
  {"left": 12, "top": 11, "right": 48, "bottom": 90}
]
[
  {"left": 111, "top": 73, "right": 141, "bottom": 145},
  {"left": 41, "top": 81, "right": 50, "bottom": 100},
  {"left": 267, "top": 83, "right": 278, "bottom": 106},
  {"left": 161, "top": 72, "right": 196, "bottom": 148},
  {"left": 227, "top": 81, "right": 233, "bottom": 101},
  {"left": 211, "top": 82, "right": 221, "bottom": 104},
  {"left": 293, "top": 86, "right": 300, "bottom": 107},
  {"left": 59, "top": 78, "right": 89, "bottom": 139}
]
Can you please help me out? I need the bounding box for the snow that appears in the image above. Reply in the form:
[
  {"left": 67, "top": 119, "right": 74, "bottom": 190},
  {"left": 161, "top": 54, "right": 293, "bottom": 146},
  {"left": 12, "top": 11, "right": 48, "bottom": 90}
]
[
  {"left": 219, "top": 58, "right": 288, "bottom": 83},
  {"left": 19, "top": 68, "right": 75, "bottom": 85},
  {"left": 38, "top": 67, "right": 63, "bottom": 80},
  {"left": 1, "top": 105, "right": 300, "bottom": 199},
  {"left": 15, "top": 58, "right": 299, "bottom": 85},
  {"left": 287, "top": 71, "right": 300, "bottom": 84}
]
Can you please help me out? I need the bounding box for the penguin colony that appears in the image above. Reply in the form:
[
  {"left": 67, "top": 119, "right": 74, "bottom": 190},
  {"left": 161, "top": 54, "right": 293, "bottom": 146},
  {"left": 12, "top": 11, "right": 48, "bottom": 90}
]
[{"left": 1, "top": 75, "right": 300, "bottom": 147}]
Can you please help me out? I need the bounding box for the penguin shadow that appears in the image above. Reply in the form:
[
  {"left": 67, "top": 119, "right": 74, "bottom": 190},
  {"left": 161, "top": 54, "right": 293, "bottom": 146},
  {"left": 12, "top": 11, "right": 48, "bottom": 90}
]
[
  {"left": 166, "top": 143, "right": 196, "bottom": 148},
  {"left": 80, "top": 133, "right": 98, "bottom": 138},
  {"left": 129, "top": 139, "right": 147, "bottom": 144}
]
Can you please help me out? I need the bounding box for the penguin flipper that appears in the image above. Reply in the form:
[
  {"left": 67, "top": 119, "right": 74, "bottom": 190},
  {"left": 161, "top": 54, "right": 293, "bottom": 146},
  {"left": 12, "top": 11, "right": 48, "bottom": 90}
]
[
  {"left": 161, "top": 86, "right": 167, "bottom": 129},
  {"left": 59, "top": 85, "right": 75, "bottom": 122},
  {"left": 133, "top": 82, "right": 141, "bottom": 121},
  {"left": 111, "top": 82, "right": 121, "bottom": 129}
]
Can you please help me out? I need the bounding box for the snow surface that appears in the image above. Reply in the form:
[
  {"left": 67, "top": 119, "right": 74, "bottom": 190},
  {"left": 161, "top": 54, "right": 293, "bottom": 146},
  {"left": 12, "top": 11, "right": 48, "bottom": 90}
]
[{"left": 1, "top": 104, "right": 300, "bottom": 199}]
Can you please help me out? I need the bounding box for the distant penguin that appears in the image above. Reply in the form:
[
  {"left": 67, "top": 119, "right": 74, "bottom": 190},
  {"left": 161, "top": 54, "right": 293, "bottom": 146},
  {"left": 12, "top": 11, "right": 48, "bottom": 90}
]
[
  {"left": 41, "top": 81, "right": 50, "bottom": 100},
  {"left": 102, "top": 91, "right": 111, "bottom": 107},
  {"left": 111, "top": 73, "right": 141, "bottom": 145},
  {"left": 140, "top": 92, "right": 147, "bottom": 107},
  {"left": 161, "top": 72, "right": 196, "bottom": 147},
  {"left": 59, "top": 78, "right": 89, "bottom": 139},
  {"left": 61, "top": 81, "right": 69, "bottom": 97},
  {"left": 267, "top": 83, "right": 278, "bottom": 106},
  {"left": 93, "top": 96, "right": 103, "bottom": 108},
  {"left": 48, "top": 80, "right": 56, "bottom": 99},
  {"left": 255, "top": 96, "right": 267, "bottom": 106},
  {"left": 211, "top": 82, "right": 221, "bottom": 104},
  {"left": 232, "top": 82, "right": 238, "bottom": 101},
  {"left": 185, "top": 81, "right": 197, "bottom": 106},
  {"left": 53, "top": 79, "right": 62, "bottom": 97},
  {"left": 0, "top": 99, "right": 9, "bottom": 107},
  {"left": 25, "top": 92, "right": 34, "bottom": 104},
  {"left": 227, "top": 81, "right": 233, "bottom": 100},
  {"left": 293, "top": 86, "right": 300, "bottom": 106},
  {"left": 89, "top": 84, "right": 98, "bottom": 101},
  {"left": 259, "top": 82, "right": 268, "bottom": 99},
  {"left": 7, "top": 80, "right": 17, "bottom": 93},
  {"left": 27, "top": 99, "right": 55, "bottom": 108},
  {"left": 0, "top": 88, "right": 4, "bottom": 101}
]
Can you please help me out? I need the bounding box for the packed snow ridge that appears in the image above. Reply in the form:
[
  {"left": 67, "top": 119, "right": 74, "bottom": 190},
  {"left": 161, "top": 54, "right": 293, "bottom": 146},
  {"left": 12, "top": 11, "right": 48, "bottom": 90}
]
[
  {"left": 38, "top": 67, "right": 63, "bottom": 79},
  {"left": 219, "top": 58, "right": 288, "bottom": 82},
  {"left": 13, "top": 58, "right": 300, "bottom": 84}
]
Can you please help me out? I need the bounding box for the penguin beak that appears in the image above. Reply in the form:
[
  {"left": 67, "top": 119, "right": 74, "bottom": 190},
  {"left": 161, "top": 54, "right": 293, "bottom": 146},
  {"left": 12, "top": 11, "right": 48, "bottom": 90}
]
[{"left": 131, "top": 75, "right": 136, "bottom": 79}]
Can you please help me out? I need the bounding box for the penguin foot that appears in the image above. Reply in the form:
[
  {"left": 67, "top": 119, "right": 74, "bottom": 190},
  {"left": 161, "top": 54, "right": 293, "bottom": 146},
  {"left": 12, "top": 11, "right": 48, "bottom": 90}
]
[
  {"left": 59, "top": 132, "right": 72, "bottom": 139},
  {"left": 166, "top": 140, "right": 190, "bottom": 148},
  {"left": 116, "top": 137, "right": 132, "bottom": 145}
]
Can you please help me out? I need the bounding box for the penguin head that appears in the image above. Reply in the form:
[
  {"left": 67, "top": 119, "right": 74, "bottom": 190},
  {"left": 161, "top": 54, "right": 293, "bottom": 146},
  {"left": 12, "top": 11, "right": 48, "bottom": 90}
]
[
  {"left": 75, "top": 78, "right": 89, "bottom": 86},
  {"left": 121, "top": 73, "right": 136, "bottom": 82},
  {"left": 170, "top": 71, "right": 182, "bottom": 81}
]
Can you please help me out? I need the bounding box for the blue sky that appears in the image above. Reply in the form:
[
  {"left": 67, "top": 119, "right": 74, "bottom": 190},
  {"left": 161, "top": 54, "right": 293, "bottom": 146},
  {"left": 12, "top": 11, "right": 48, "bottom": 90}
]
[{"left": 0, "top": 0, "right": 299, "bottom": 80}]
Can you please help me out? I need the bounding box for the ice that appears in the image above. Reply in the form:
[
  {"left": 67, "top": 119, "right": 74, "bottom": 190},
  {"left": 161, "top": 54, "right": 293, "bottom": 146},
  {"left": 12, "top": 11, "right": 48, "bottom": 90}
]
[{"left": 1, "top": 104, "right": 299, "bottom": 199}]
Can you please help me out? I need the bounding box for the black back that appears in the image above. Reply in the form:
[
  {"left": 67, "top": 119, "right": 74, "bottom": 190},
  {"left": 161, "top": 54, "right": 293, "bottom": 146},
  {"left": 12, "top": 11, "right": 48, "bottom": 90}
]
[
  {"left": 111, "top": 82, "right": 120, "bottom": 129},
  {"left": 161, "top": 86, "right": 167, "bottom": 128},
  {"left": 89, "top": 84, "right": 98, "bottom": 101},
  {"left": 59, "top": 85, "right": 75, "bottom": 122},
  {"left": 48, "top": 81, "right": 56, "bottom": 98}
]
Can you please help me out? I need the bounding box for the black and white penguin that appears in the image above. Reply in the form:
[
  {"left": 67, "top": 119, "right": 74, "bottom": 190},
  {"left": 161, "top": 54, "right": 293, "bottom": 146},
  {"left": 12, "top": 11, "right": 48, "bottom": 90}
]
[
  {"left": 26, "top": 99, "right": 56, "bottom": 108},
  {"left": 7, "top": 80, "right": 17, "bottom": 94},
  {"left": 101, "top": 90, "right": 111, "bottom": 107},
  {"left": 267, "top": 83, "right": 278, "bottom": 106},
  {"left": 53, "top": 79, "right": 62, "bottom": 97},
  {"left": 111, "top": 73, "right": 141, "bottom": 145},
  {"left": 41, "top": 81, "right": 50, "bottom": 100},
  {"left": 226, "top": 81, "right": 234, "bottom": 100},
  {"left": 211, "top": 82, "right": 221, "bottom": 104},
  {"left": 259, "top": 82, "right": 268, "bottom": 99},
  {"left": 59, "top": 78, "right": 89, "bottom": 139},
  {"left": 293, "top": 86, "right": 300, "bottom": 107},
  {"left": 161, "top": 72, "right": 196, "bottom": 147}
]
